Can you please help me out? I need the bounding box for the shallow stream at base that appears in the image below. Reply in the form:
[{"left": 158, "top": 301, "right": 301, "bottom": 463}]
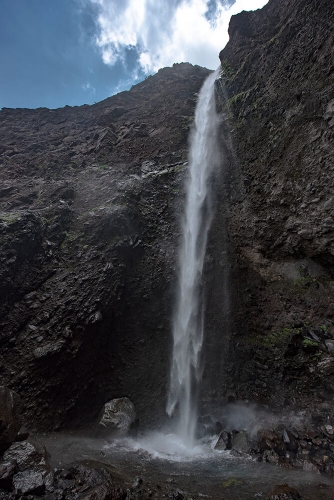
[{"left": 40, "top": 431, "right": 334, "bottom": 499}]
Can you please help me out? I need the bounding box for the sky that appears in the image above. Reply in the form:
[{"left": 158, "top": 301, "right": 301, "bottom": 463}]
[{"left": 0, "top": 0, "right": 268, "bottom": 110}]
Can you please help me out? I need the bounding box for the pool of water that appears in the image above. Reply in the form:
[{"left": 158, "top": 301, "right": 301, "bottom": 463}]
[{"left": 40, "top": 431, "right": 334, "bottom": 499}]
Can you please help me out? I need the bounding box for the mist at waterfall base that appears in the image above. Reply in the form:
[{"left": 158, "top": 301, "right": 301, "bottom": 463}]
[
  {"left": 42, "top": 422, "right": 334, "bottom": 500},
  {"left": 42, "top": 402, "right": 334, "bottom": 498}
]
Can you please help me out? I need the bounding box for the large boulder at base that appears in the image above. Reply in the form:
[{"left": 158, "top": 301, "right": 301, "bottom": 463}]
[
  {"left": 97, "top": 397, "right": 136, "bottom": 436},
  {"left": 3, "top": 437, "right": 54, "bottom": 490},
  {"left": 0, "top": 386, "right": 21, "bottom": 454}
]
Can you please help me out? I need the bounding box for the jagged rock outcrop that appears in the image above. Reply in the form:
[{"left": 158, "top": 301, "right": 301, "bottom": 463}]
[
  {"left": 214, "top": 0, "right": 334, "bottom": 417},
  {"left": 0, "top": 63, "right": 210, "bottom": 429}
]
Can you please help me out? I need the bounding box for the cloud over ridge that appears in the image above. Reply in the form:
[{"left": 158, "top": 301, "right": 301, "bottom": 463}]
[{"left": 85, "top": 0, "right": 268, "bottom": 74}]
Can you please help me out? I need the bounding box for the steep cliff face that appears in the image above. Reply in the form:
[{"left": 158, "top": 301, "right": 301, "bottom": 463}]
[
  {"left": 0, "top": 64, "right": 210, "bottom": 429},
  {"left": 216, "top": 0, "right": 334, "bottom": 416},
  {"left": 1, "top": 0, "right": 333, "bottom": 432}
]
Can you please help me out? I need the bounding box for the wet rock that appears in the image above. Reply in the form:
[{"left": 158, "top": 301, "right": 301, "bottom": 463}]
[
  {"left": 284, "top": 451, "right": 296, "bottom": 462},
  {"left": 0, "top": 462, "right": 17, "bottom": 491},
  {"left": 231, "top": 430, "right": 250, "bottom": 454},
  {"left": 0, "top": 386, "right": 21, "bottom": 454},
  {"left": 33, "top": 340, "right": 64, "bottom": 359},
  {"left": 282, "top": 430, "right": 298, "bottom": 453},
  {"left": 132, "top": 476, "right": 143, "bottom": 488},
  {"left": 214, "top": 431, "right": 232, "bottom": 450},
  {"left": 79, "top": 480, "right": 125, "bottom": 500},
  {"left": 58, "top": 468, "right": 73, "bottom": 480},
  {"left": 3, "top": 437, "right": 54, "bottom": 487},
  {"left": 258, "top": 429, "right": 279, "bottom": 452},
  {"left": 51, "top": 464, "right": 125, "bottom": 500},
  {"left": 14, "top": 426, "right": 30, "bottom": 442},
  {"left": 325, "top": 340, "right": 334, "bottom": 354},
  {"left": 263, "top": 449, "right": 280, "bottom": 464},
  {"left": 267, "top": 483, "right": 302, "bottom": 499},
  {"left": 13, "top": 470, "right": 45, "bottom": 496},
  {"left": 321, "top": 425, "right": 334, "bottom": 438},
  {"left": 302, "top": 460, "right": 321, "bottom": 474},
  {"left": 96, "top": 397, "right": 136, "bottom": 436}
]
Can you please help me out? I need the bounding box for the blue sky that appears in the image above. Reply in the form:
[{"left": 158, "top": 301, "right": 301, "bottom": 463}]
[{"left": 0, "top": 0, "right": 268, "bottom": 110}]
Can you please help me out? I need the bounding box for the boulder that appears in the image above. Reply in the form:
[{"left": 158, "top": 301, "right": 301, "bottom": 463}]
[
  {"left": 0, "top": 386, "right": 21, "bottom": 454},
  {"left": 231, "top": 430, "right": 250, "bottom": 454},
  {"left": 263, "top": 449, "right": 280, "bottom": 464},
  {"left": 0, "top": 461, "right": 17, "bottom": 491},
  {"left": 97, "top": 397, "right": 136, "bottom": 436},
  {"left": 215, "top": 431, "right": 232, "bottom": 450},
  {"left": 3, "top": 437, "right": 54, "bottom": 488},
  {"left": 13, "top": 470, "right": 45, "bottom": 496}
]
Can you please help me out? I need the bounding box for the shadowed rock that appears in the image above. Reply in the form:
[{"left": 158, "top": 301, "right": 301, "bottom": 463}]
[
  {"left": 0, "top": 462, "right": 17, "bottom": 491},
  {"left": 0, "top": 386, "right": 21, "bottom": 454}
]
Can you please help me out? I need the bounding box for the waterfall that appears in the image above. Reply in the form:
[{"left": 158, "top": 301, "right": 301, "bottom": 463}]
[{"left": 167, "top": 68, "right": 221, "bottom": 447}]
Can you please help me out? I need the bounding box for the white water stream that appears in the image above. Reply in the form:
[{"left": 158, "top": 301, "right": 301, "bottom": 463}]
[{"left": 167, "top": 68, "right": 221, "bottom": 447}]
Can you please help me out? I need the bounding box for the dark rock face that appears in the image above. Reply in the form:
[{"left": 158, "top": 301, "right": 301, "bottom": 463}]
[
  {"left": 215, "top": 0, "right": 334, "bottom": 417},
  {"left": 0, "top": 386, "right": 21, "bottom": 454},
  {"left": 0, "top": 63, "right": 210, "bottom": 430}
]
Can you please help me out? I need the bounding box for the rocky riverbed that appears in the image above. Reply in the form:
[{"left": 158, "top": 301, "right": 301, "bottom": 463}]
[{"left": 1, "top": 387, "right": 334, "bottom": 498}]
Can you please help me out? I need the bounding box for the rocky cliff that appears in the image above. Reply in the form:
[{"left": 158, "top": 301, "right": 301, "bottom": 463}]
[
  {"left": 216, "top": 0, "right": 334, "bottom": 419},
  {"left": 0, "top": 64, "right": 210, "bottom": 429},
  {"left": 0, "top": 0, "right": 333, "bottom": 433}
]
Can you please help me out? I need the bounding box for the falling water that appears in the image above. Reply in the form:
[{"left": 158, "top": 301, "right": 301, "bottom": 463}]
[{"left": 167, "top": 68, "right": 221, "bottom": 447}]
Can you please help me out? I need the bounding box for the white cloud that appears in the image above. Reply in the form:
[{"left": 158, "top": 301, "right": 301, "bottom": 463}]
[
  {"left": 82, "top": 82, "right": 96, "bottom": 93},
  {"left": 86, "top": 0, "right": 268, "bottom": 73}
]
